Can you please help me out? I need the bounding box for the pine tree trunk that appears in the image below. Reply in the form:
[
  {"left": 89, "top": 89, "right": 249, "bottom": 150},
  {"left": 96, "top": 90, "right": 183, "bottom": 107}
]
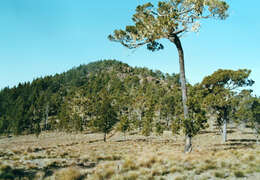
[
  {"left": 138, "top": 111, "right": 142, "bottom": 132},
  {"left": 104, "top": 133, "right": 107, "bottom": 142},
  {"left": 222, "top": 118, "right": 227, "bottom": 143},
  {"left": 255, "top": 128, "right": 259, "bottom": 145},
  {"left": 45, "top": 104, "right": 49, "bottom": 130},
  {"left": 184, "top": 135, "right": 192, "bottom": 153},
  {"left": 171, "top": 34, "right": 191, "bottom": 153}
]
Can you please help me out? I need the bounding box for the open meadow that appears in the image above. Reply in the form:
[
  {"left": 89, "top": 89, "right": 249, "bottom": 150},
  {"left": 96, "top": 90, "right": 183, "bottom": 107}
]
[
  {"left": 0, "top": 1, "right": 259, "bottom": 180},
  {"left": 0, "top": 126, "right": 260, "bottom": 180}
]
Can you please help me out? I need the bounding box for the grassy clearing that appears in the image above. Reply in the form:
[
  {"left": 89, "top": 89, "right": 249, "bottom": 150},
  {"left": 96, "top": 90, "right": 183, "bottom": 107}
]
[{"left": 0, "top": 127, "right": 260, "bottom": 179}]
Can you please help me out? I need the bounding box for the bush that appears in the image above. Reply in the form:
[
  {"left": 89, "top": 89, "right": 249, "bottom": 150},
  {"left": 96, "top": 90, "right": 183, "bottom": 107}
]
[
  {"left": 234, "top": 171, "right": 245, "bottom": 178},
  {"left": 55, "top": 167, "right": 82, "bottom": 180},
  {"left": 214, "top": 171, "right": 226, "bottom": 178}
]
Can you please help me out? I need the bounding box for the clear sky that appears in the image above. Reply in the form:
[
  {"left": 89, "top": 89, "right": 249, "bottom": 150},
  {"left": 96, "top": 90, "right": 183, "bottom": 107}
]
[{"left": 0, "top": 0, "right": 259, "bottom": 95}]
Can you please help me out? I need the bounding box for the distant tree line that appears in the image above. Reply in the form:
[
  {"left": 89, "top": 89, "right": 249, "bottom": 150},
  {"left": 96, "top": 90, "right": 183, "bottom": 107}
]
[{"left": 0, "top": 60, "right": 259, "bottom": 144}]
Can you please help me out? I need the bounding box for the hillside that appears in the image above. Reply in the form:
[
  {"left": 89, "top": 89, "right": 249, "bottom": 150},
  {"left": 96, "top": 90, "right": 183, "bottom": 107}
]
[
  {"left": 0, "top": 60, "right": 260, "bottom": 179},
  {"left": 0, "top": 60, "right": 182, "bottom": 135}
]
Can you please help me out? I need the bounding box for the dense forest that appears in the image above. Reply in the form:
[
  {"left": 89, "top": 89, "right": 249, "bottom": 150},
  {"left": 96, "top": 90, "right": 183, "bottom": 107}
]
[{"left": 0, "top": 60, "right": 259, "bottom": 142}]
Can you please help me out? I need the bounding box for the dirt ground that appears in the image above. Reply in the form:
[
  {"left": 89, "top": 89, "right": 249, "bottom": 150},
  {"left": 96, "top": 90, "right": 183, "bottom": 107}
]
[{"left": 0, "top": 126, "right": 259, "bottom": 180}]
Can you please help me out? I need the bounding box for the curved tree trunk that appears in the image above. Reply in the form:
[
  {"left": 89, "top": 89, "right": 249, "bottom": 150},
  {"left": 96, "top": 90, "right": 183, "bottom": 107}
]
[{"left": 170, "top": 34, "right": 192, "bottom": 153}]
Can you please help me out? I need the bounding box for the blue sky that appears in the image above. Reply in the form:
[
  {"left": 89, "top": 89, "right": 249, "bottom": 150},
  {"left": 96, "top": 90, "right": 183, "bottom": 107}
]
[{"left": 0, "top": 0, "right": 259, "bottom": 95}]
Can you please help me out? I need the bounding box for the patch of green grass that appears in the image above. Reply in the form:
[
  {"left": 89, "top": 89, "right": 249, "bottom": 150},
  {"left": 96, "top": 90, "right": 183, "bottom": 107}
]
[
  {"left": 175, "top": 175, "right": 187, "bottom": 180},
  {"left": 60, "top": 152, "right": 69, "bottom": 158},
  {"left": 138, "top": 155, "right": 157, "bottom": 168},
  {"left": 183, "top": 163, "right": 195, "bottom": 171},
  {"left": 93, "top": 169, "right": 115, "bottom": 179},
  {"left": 220, "top": 161, "right": 227, "bottom": 168},
  {"left": 12, "top": 156, "right": 20, "bottom": 161},
  {"left": 195, "top": 169, "right": 203, "bottom": 175},
  {"left": 169, "top": 166, "right": 183, "bottom": 173},
  {"left": 0, "top": 164, "right": 35, "bottom": 180},
  {"left": 200, "top": 162, "right": 217, "bottom": 171},
  {"left": 214, "top": 171, "right": 226, "bottom": 178},
  {"left": 234, "top": 170, "right": 245, "bottom": 178},
  {"left": 161, "top": 169, "right": 170, "bottom": 176},
  {"left": 96, "top": 154, "right": 121, "bottom": 161},
  {"left": 124, "top": 171, "right": 139, "bottom": 180},
  {"left": 248, "top": 155, "right": 255, "bottom": 161},
  {"left": 200, "top": 175, "right": 210, "bottom": 180},
  {"left": 12, "top": 149, "right": 22, "bottom": 155},
  {"left": 204, "top": 163, "right": 217, "bottom": 170},
  {"left": 244, "top": 168, "right": 254, "bottom": 174},
  {"left": 55, "top": 167, "right": 82, "bottom": 180},
  {"left": 151, "top": 167, "right": 163, "bottom": 176},
  {"left": 122, "top": 158, "right": 138, "bottom": 171}
]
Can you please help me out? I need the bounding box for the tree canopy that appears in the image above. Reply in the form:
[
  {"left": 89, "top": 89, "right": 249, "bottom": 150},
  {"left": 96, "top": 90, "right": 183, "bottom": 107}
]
[
  {"left": 108, "top": 0, "right": 229, "bottom": 50},
  {"left": 0, "top": 60, "right": 183, "bottom": 136},
  {"left": 200, "top": 69, "right": 254, "bottom": 142},
  {"left": 109, "top": 0, "right": 229, "bottom": 153}
]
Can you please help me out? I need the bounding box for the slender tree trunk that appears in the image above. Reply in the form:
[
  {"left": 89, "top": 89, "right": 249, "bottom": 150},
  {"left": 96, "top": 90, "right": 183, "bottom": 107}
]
[
  {"left": 222, "top": 118, "right": 227, "bottom": 143},
  {"left": 138, "top": 110, "right": 142, "bottom": 132},
  {"left": 45, "top": 103, "right": 49, "bottom": 131},
  {"left": 222, "top": 109, "right": 228, "bottom": 143},
  {"left": 255, "top": 128, "right": 259, "bottom": 145},
  {"left": 104, "top": 133, "right": 106, "bottom": 142},
  {"left": 170, "top": 34, "right": 191, "bottom": 153}
]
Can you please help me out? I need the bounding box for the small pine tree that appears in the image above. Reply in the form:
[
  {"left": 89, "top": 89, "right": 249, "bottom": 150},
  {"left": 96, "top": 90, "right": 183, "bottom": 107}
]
[
  {"left": 118, "top": 114, "right": 131, "bottom": 140},
  {"left": 93, "top": 90, "right": 118, "bottom": 142},
  {"left": 235, "top": 92, "right": 260, "bottom": 143},
  {"left": 201, "top": 69, "right": 254, "bottom": 143},
  {"left": 142, "top": 98, "right": 155, "bottom": 137},
  {"left": 155, "top": 121, "right": 164, "bottom": 135}
]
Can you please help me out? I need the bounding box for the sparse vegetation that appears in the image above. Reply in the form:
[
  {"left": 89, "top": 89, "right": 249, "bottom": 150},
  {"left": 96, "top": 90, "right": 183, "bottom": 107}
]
[
  {"left": 55, "top": 167, "right": 82, "bottom": 180},
  {"left": 234, "top": 170, "right": 246, "bottom": 178},
  {"left": 214, "top": 171, "right": 226, "bottom": 178},
  {"left": 0, "top": 128, "right": 260, "bottom": 179},
  {"left": 0, "top": 0, "right": 259, "bottom": 179}
]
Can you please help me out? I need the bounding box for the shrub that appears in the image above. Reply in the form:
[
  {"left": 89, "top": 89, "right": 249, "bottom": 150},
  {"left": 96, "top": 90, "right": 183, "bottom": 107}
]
[
  {"left": 234, "top": 171, "right": 245, "bottom": 178},
  {"left": 214, "top": 171, "right": 226, "bottom": 178},
  {"left": 122, "top": 158, "right": 138, "bottom": 171},
  {"left": 55, "top": 167, "right": 82, "bottom": 180}
]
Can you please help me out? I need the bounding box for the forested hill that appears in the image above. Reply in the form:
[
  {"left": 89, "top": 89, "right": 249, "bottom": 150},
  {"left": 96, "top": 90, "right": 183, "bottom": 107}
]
[{"left": 0, "top": 60, "right": 183, "bottom": 135}]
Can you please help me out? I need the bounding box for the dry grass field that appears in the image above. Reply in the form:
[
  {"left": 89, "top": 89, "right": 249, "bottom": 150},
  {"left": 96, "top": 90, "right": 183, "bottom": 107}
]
[{"left": 0, "top": 126, "right": 260, "bottom": 180}]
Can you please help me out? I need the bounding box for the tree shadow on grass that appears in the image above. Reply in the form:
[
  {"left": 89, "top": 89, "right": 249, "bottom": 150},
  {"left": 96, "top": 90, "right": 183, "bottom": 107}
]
[
  {"left": 228, "top": 139, "right": 257, "bottom": 143},
  {"left": 241, "top": 132, "right": 255, "bottom": 135},
  {"left": 213, "top": 138, "right": 257, "bottom": 151},
  {"left": 0, "top": 166, "right": 37, "bottom": 180},
  {"left": 114, "top": 138, "right": 183, "bottom": 147},
  {"left": 199, "top": 129, "right": 235, "bottom": 135},
  {"left": 199, "top": 130, "right": 219, "bottom": 134},
  {"left": 223, "top": 143, "right": 255, "bottom": 150}
]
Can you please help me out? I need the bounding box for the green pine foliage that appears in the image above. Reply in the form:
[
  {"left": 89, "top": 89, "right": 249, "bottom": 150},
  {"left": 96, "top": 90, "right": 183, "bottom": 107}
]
[
  {"left": 234, "top": 90, "right": 260, "bottom": 140},
  {"left": 0, "top": 60, "right": 182, "bottom": 135},
  {"left": 91, "top": 89, "right": 118, "bottom": 142},
  {"left": 0, "top": 60, "right": 257, "bottom": 142},
  {"left": 200, "top": 69, "right": 254, "bottom": 130}
]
